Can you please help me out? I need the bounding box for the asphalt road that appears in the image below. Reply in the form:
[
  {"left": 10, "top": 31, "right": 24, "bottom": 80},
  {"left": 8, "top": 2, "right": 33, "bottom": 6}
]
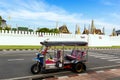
[{"left": 0, "top": 49, "right": 120, "bottom": 80}]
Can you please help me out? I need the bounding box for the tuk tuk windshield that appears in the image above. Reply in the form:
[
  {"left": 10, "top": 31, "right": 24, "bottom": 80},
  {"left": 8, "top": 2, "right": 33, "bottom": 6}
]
[{"left": 40, "top": 46, "right": 46, "bottom": 52}]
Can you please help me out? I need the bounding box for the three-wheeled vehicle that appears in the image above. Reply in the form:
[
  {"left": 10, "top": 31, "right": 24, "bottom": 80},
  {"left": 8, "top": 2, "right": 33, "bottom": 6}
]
[{"left": 31, "top": 40, "right": 88, "bottom": 74}]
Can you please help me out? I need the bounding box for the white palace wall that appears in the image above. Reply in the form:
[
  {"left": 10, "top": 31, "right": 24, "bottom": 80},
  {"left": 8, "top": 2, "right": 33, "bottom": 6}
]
[
  {"left": 88, "top": 34, "right": 112, "bottom": 47},
  {"left": 110, "top": 36, "right": 120, "bottom": 46},
  {"left": 0, "top": 30, "right": 120, "bottom": 46}
]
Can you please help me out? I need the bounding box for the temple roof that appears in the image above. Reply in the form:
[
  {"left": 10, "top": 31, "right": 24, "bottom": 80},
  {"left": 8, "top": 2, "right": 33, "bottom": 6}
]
[
  {"left": 116, "top": 30, "right": 120, "bottom": 34},
  {"left": 0, "top": 16, "right": 6, "bottom": 22},
  {"left": 59, "top": 25, "right": 70, "bottom": 34}
]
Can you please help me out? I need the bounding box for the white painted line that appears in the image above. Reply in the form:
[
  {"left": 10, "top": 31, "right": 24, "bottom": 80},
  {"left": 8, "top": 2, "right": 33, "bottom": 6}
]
[
  {"left": 96, "top": 70, "right": 104, "bottom": 73},
  {"left": 89, "top": 55, "right": 114, "bottom": 58},
  {"left": 110, "top": 69, "right": 117, "bottom": 71},
  {"left": 78, "top": 73, "right": 88, "bottom": 76},
  {"left": 89, "top": 54, "right": 105, "bottom": 56},
  {"left": 100, "top": 57, "right": 118, "bottom": 59},
  {"left": 93, "top": 56, "right": 115, "bottom": 59},
  {"left": 58, "top": 76, "right": 69, "bottom": 79},
  {"left": 8, "top": 59, "right": 24, "bottom": 61},
  {"left": 108, "top": 59, "right": 120, "bottom": 61},
  {"left": 89, "top": 64, "right": 120, "bottom": 70},
  {"left": 95, "top": 55, "right": 112, "bottom": 57}
]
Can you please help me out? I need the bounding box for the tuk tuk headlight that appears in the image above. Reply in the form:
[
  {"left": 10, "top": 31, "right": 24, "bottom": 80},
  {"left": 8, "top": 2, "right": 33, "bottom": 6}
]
[
  {"left": 35, "top": 53, "right": 39, "bottom": 55},
  {"left": 35, "top": 53, "right": 40, "bottom": 58},
  {"left": 35, "top": 53, "right": 44, "bottom": 58}
]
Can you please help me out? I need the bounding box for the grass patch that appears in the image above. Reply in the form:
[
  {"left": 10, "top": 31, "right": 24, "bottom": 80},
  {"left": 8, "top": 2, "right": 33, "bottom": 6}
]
[
  {"left": 0, "top": 45, "right": 41, "bottom": 49},
  {"left": 112, "top": 46, "right": 120, "bottom": 48},
  {"left": 0, "top": 45, "right": 120, "bottom": 50}
]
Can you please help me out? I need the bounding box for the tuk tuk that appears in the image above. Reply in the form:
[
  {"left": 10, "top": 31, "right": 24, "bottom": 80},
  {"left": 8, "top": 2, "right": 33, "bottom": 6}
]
[{"left": 31, "top": 40, "right": 88, "bottom": 74}]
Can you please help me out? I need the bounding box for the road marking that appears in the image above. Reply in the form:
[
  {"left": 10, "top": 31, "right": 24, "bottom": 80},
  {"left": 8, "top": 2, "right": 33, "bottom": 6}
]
[
  {"left": 100, "top": 57, "right": 118, "bottom": 59},
  {"left": 89, "top": 64, "right": 120, "bottom": 70},
  {"left": 108, "top": 59, "right": 120, "bottom": 61},
  {"left": 93, "top": 56, "right": 115, "bottom": 59},
  {"left": 58, "top": 76, "right": 69, "bottom": 79},
  {"left": 78, "top": 73, "right": 88, "bottom": 76},
  {"left": 89, "top": 55, "right": 114, "bottom": 58},
  {"left": 96, "top": 70, "right": 104, "bottom": 73},
  {"left": 110, "top": 69, "right": 117, "bottom": 71},
  {"left": 8, "top": 59, "right": 24, "bottom": 61}
]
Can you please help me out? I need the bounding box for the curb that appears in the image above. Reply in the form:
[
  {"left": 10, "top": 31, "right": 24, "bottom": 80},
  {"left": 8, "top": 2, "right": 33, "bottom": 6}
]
[
  {"left": 0, "top": 48, "right": 120, "bottom": 51},
  {"left": 3, "top": 67, "right": 120, "bottom": 80},
  {"left": 44, "top": 68, "right": 120, "bottom": 80},
  {"left": 0, "top": 49, "right": 39, "bottom": 51}
]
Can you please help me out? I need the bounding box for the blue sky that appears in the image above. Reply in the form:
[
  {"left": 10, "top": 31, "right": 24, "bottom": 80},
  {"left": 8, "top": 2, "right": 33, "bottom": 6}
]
[{"left": 0, "top": 0, "right": 120, "bottom": 35}]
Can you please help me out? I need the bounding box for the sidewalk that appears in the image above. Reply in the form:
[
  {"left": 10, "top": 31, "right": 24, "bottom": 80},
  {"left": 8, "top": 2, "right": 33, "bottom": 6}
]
[{"left": 45, "top": 68, "right": 120, "bottom": 80}]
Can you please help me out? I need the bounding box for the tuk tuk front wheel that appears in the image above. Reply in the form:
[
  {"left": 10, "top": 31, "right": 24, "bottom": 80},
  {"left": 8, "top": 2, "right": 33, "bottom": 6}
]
[
  {"left": 31, "top": 63, "right": 41, "bottom": 74},
  {"left": 74, "top": 62, "right": 84, "bottom": 73}
]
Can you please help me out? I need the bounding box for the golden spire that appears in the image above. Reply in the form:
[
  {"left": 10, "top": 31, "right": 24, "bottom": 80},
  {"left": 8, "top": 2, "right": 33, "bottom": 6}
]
[
  {"left": 84, "top": 24, "right": 87, "bottom": 31},
  {"left": 102, "top": 27, "right": 105, "bottom": 35},
  {"left": 75, "top": 24, "right": 77, "bottom": 34},
  {"left": 91, "top": 20, "right": 96, "bottom": 34},
  {"left": 82, "top": 24, "right": 89, "bottom": 34},
  {"left": 112, "top": 28, "right": 117, "bottom": 36},
  {"left": 75, "top": 24, "right": 80, "bottom": 34},
  {"left": 77, "top": 25, "right": 80, "bottom": 34}
]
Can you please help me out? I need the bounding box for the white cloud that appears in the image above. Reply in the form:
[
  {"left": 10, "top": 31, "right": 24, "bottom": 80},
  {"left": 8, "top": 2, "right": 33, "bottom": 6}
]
[
  {"left": 100, "top": 0, "right": 118, "bottom": 6},
  {"left": 110, "top": 13, "right": 120, "bottom": 19}
]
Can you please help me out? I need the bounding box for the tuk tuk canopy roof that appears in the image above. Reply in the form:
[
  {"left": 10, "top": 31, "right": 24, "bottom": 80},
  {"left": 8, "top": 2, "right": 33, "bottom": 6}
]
[{"left": 40, "top": 41, "right": 88, "bottom": 46}]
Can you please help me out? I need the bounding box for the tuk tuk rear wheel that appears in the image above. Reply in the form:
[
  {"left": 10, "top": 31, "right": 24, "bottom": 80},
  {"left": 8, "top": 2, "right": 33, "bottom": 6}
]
[
  {"left": 31, "top": 63, "right": 41, "bottom": 74},
  {"left": 74, "top": 63, "right": 84, "bottom": 73}
]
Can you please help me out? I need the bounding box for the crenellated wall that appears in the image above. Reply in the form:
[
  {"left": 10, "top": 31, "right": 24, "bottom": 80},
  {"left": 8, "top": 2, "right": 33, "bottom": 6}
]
[{"left": 0, "top": 30, "right": 120, "bottom": 46}]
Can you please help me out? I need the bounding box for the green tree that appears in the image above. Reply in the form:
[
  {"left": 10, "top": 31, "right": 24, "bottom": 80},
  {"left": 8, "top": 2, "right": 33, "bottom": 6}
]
[
  {"left": 0, "top": 27, "right": 2, "bottom": 30},
  {"left": 4, "top": 26, "right": 11, "bottom": 31},
  {"left": 0, "top": 16, "right": 2, "bottom": 26},
  {"left": 12, "top": 28, "right": 17, "bottom": 31},
  {"left": 0, "top": 21, "right": 1, "bottom": 26},
  {"left": 49, "top": 28, "right": 59, "bottom": 33},
  {"left": 36, "top": 27, "right": 59, "bottom": 33},
  {"left": 28, "top": 29, "right": 34, "bottom": 32},
  {"left": 18, "top": 27, "right": 28, "bottom": 31},
  {"left": 36, "top": 28, "right": 50, "bottom": 33},
  {"left": 0, "top": 16, "right": 2, "bottom": 20}
]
